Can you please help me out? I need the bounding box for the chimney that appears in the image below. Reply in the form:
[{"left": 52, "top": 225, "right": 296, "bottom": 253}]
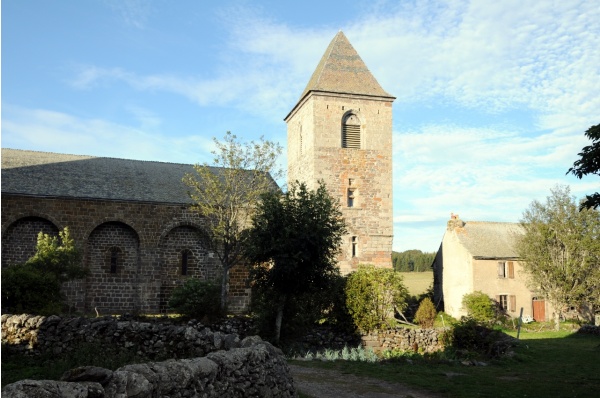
[{"left": 447, "top": 213, "right": 465, "bottom": 230}]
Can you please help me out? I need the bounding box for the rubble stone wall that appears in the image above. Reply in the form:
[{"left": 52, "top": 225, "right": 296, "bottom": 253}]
[
  {"left": 1, "top": 314, "right": 296, "bottom": 398},
  {"left": 361, "top": 327, "right": 447, "bottom": 353}
]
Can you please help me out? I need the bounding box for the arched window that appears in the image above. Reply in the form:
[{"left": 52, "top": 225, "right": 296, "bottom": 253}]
[{"left": 342, "top": 113, "right": 361, "bottom": 149}]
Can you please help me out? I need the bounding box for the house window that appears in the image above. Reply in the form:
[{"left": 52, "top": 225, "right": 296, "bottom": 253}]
[
  {"left": 497, "top": 294, "right": 517, "bottom": 312},
  {"left": 109, "top": 248, "right": 120, "bottom": 274},
  {"left": 351, "top": 236, "right": 358, "bottom": 257},
  {"left": 497, "top": 261, "right": 515, "bottom": 279},
  {"left": 347, "top": 188, "right": 355, "bottom": 207},
  {"left": 342, "top": 113, "right": 361, "bottom": 149}
]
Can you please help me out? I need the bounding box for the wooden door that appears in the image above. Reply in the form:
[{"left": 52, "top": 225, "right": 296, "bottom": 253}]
[{"left": 532, "top": 298, "right": 545, "bottom": 322}]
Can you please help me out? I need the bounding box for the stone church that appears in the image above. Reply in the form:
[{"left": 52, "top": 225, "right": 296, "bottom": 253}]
[{"left": 1, "top": 31, "right": 394, "bottom": 314}]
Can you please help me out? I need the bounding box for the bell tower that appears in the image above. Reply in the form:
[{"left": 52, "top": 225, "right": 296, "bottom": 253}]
[{"left": 285, "top": 31, "right": 395, "bottom": 273}]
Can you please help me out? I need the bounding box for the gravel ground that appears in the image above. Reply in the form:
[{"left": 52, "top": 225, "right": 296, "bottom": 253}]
[{"left": 289, "top": 364, "right": 447, "bottom": 398}]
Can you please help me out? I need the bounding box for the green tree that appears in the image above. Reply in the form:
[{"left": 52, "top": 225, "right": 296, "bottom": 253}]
[
  {"left": 183, "top": 131, "right": 282, "bottom": 311},
  {"left": 168, "top": 278, "right": 223, "bottom": 322},
  {"left": 345, "top": 264, "right": 409, "bottom": 333},
  {"left": 244, "top": 181, "right": 346, "bottom": 344},
  {"left": 414, "top": 297, "right": 437, "bottom": 328},
  {"left": 567, "top": 124, "right": 600, "bottom": 209},
  {"left": 516, "top": 185, "right": 600, "bottom": 329},
  {"left": 2, "top": 227, "right": 86, "bottom": 314}
]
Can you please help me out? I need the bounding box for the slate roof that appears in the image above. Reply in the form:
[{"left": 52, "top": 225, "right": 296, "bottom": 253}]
[
  {"left": 451, "top": 221, "right": 524, "bottom": 259},
  {"left": 286, "top": 31, "right": 394, "bottom": 120},
  {"left": 1, "top": 148, "right": 277, "bottom": 204}
]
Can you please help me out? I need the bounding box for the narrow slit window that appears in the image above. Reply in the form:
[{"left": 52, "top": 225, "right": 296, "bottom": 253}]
[
  {"left": 110, "top": 248, "right": 119, "bottom": 274},
  {"left": 347, "top": 188, "right": 355, "bottom": 207},
  {"left": 351, "top": 236, "right": 358, "bottom": 257},
  {"left": 181, "top": 250, "right": 189, "bottom": 275}
]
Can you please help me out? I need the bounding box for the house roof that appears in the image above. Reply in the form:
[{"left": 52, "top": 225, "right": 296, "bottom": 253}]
[
  {"left": 286, "top": 31, "right": 394, "bottom": 121},
  {"left": 451, "top": 220, "right": 524, "bottom": 259},
  {"left": 1, "top": 148, "right": 277, "bottom": 205}
]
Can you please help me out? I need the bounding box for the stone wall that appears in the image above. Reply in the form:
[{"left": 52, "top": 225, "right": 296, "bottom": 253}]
[
  {"left": 361, "top": 327, "right": 447, "bottom": 353},
  {"left": 1, "top": 195, "right": 251, "bottom": 314},
  {"left": 2, "top": 336, "right": 297, "bottom": 398}
]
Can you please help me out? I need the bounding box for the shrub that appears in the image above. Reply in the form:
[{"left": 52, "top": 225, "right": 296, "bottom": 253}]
[
  {"left": 1, "top": 227, "right": 86, "bottom": 315},
  {"left": 168, "top": 278, "right": 223, "bottom": 321},
  {"left": 345, "top": 264, "right": 409, "bottom": 333},
  {"left": 414, "top": 297, "right": 437, "bottom": 328},
  {"left": 462, "top": 291, "right": 496, "bottom": 324},
  {"left": 444, "top": 317, "right": 516, "bottom": 358}
]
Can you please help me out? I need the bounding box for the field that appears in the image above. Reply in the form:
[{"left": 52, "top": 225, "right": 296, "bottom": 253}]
[
  {"left": 292, "top": 330, "right": 600, "bottom": 397},
  {"left": 400, "top": 271, "right": 433, "bottom": 296}
]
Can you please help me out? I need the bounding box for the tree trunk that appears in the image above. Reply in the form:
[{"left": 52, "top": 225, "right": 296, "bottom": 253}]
[
  {"left": 274, "top": 294, "right": 286, "bottom": 346},
  {"left": 554, "top": 309, "right": 561, "bottom": 331},
  {"left": 220, "top": 267, "right": 230, "bottom": 312}
]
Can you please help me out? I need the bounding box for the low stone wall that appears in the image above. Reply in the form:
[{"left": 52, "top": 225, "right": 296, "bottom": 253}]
[
  {"left": 361, "top": 327, "right": 447, "bottom": 353},
  {"left": 1, "top": 314, "right": 251, "bottom": 359},
  {"left": 2, "top": 335, "right": 297, "bottom": 397}
]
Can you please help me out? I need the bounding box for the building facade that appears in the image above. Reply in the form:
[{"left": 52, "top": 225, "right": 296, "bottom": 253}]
[
  {"left": 433, "top": 215, "right": 552, "bottom": 321},
  {"left": 285, "top": 31, "right": 395, "bottom": 273}
]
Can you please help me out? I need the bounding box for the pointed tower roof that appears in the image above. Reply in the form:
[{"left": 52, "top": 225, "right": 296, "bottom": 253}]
[{"left": 299, "top": 31, "right": 394, "bottom": 101}]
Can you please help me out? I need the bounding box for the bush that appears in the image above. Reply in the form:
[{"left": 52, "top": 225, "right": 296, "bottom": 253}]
[
  {"left": 414, "top": 297, "right": 437, "bottom": 328},
  {"left": 1, "top": 227, "right": 86, "bottom": 315},
  {"left": 1, "top": 264, "right": 63, "bottom": 315},
  {"left": 168, "top": 278, "right": 223, "bottom": 321},
  {"left": 462, "top": 291, "right": 497, "bottom": 324},
  {"left": 345, "top": 265, "right": 409, "bottom": 333},
  {"left": 443, "top": 317, "right": 516, "bottom": 358}
]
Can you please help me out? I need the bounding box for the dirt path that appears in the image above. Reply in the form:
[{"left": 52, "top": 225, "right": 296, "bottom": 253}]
[{"left": 289, "top": 364, "right": 446, "bottom": 398}]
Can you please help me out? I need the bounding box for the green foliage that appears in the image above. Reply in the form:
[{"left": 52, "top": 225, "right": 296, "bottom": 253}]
[
  {"left": 392, "top": 250, "right": 436, "bottom": 272},
  {"left": 168, "top": 278, "right": 223, "bottom": 321},
  {"left": 414, "top": 297, "right": 437, "bottom": 328},
  {"left": 567, "top": 123, "right": 600, "bottom": 209},
  {"left": 2, "top": 227, "right": 85, "bottom": 315},
  {"left": 1, "top": 264, "right": 63, "bottom": 315},
  {"left": 245, "top": 181, "right": 347, "bottom": 343},
  {"left": 345, "top": 264, "right": 409, "bottom": 333},
  {"left": 516, "top": 185, "right": 600, "bottom": 328},
  {"left": 461, "top": 291, "right": 497, "bottom": 324},
  {"left": 182, "top": 131, "right": 283, "bottom": 310},
  {"left": 443, "top": 317, "right": 515, "bottom": 358}
]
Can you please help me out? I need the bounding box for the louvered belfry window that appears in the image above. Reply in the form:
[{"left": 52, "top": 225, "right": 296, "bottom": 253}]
[{"left": 342, "top": 114, "right": 361, "bottom": 149}]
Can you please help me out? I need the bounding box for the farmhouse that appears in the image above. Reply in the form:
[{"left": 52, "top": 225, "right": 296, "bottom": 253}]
[
  {"left": 1, "top": 31, "right": 395, "bottom": 313},
  {"left": 432, "top": 214, "right": 553, "bottom": 322}
]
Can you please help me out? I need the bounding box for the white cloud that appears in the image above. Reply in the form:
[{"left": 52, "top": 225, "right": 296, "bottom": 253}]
[
  {"left": 103, "top": 0, "right": 153, "bottom": 29},
  {"left": 1, "top": 105, "right": 215, "bottom": 165}
]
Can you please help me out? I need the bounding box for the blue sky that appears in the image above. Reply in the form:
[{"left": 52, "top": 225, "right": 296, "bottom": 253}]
[{"left": 2, "top": 0, "right": 599, "bottom": 252}]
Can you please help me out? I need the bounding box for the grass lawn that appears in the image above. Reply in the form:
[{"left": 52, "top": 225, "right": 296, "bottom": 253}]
[
  {"left": 401, "top": 271, "right": 433, "bottom": 296},
  {"left": 290, "top": 330, "right": 600, "bottom": 398}
]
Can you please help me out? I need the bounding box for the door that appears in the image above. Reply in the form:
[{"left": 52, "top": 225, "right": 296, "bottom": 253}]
[{"left": 532, "top": 298, "right": 545, "bottom": 322}]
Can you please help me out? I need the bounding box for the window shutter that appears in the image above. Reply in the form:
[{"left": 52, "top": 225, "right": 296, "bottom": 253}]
[
  {"left": 509, "top": 295, "right": 516, "bottom": 312},
  {"left": 508, "top": 261, "right": 515, "bottom": 278}
]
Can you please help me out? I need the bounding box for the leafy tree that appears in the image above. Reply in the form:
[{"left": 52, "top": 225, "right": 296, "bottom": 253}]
[
  {"left": 414, "top": 297, "right": 437, "bottom": 328},
  {"left": 244, "top": 181, "right": 346, "bottom": 344},
  {"left": 461, "top": 291, "right": 497, "bottom": 324},
  {"left": 183, "top": 131, "right": 282, "bottom": 311},
  {"left": 567, "top": 124, "right": 600, "bottom": 209},
  {"left": 345, "top": 264, "right": 409, "bottom": 333},
  {"left": 2, "top": 227, "right": 86, "bottom": 314},
  {"left": 516, "top": 185, "right": 600, "bottom": 329}
]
